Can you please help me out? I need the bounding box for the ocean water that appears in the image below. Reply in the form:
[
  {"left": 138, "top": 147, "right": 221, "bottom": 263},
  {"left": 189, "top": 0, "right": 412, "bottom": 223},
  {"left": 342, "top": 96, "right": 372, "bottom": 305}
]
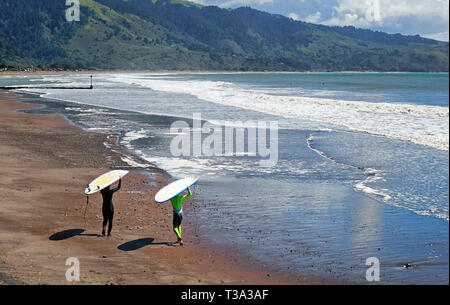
[{"left": 2, "top": 72, "right": 448, "bottom": 284}]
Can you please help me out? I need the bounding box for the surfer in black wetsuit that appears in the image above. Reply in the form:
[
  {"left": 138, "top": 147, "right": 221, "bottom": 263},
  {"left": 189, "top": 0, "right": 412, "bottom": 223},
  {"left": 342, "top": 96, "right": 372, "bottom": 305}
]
[{"left": 100, "top": 179, "right": 121, "bottom": 236}]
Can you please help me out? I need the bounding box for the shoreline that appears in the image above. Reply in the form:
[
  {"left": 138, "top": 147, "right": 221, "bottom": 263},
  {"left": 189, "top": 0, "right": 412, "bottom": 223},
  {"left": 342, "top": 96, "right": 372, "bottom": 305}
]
[
  {"left": 0, "top": 89, "right": 316, "bottom": 285},
  {"left": 1, "top": 70, "right": 448, "bottom": 77},
  {"left": 6, "top": 72, "right": 448, "bottom": 154},
  {"left": 1, "top": 85, "right": 448, "bottom": 284}
]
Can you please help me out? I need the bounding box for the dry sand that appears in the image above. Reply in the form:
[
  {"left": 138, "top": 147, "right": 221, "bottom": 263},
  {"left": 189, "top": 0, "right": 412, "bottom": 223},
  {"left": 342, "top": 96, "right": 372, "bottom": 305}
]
[{"left": 0, "top": 89, "right": 305, "bottom": 285}]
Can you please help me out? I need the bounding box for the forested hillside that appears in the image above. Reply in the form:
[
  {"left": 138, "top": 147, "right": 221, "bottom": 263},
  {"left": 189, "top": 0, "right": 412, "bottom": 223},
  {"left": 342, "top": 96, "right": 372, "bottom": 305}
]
[{"left": 0, "top": 0, "right": 448, "bottom": 71}]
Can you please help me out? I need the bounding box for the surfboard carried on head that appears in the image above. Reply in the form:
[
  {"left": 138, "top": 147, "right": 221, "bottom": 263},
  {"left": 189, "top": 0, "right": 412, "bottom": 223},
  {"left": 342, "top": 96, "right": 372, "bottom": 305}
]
[
  {"left": 85, "top": 170, "right": 129, "bottom": 195},
  {"left": 155, "top": 176, "right": 198, "bottom": 203}
]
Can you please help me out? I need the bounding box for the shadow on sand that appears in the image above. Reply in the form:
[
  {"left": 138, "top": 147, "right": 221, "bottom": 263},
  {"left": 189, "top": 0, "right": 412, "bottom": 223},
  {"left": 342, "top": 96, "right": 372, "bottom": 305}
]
[
  {"left": 49, "top": 229, "right": 101, "bottom": 241},
  {"left": 117, "top": 238, "right": 172, "bottom": 251}
]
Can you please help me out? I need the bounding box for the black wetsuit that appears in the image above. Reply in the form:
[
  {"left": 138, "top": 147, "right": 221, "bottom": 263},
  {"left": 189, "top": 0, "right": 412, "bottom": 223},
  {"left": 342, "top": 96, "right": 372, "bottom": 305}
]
[{"left": 100, "top": 180, "right": 121, "bottom": 235}]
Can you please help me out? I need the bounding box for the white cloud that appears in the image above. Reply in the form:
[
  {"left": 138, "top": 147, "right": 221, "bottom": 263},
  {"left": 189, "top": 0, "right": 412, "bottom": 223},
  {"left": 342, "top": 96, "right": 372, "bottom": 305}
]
[
  {"left": 190, "top": 0, "right": 449, "bottom": 40},
  {"left": 303, "top": 11, "right": 322, "bottom": 23},
  {"left": 193, "top": 0, "right": 275, "bottom": 8},
  {"left": 288, "top": 12, "right": 300, "bottom": 20},
  {"left": 422, "top": 31, "right": 449, "bottom": 42},
  {"left": 322, "top": 13, "right": 372, "bottom": 28},
  {"left": 379, "top": 0, "right": 448, "bottom": 19},
  {"left": 321, "top": 0, "right": 449, "bottom": 29}
]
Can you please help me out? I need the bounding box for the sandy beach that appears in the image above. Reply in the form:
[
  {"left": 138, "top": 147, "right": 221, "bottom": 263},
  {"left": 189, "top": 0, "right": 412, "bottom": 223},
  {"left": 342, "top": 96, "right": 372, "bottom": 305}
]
[
  {"left": 0, "top": 89, "right": 309, "bottom": 285},
  {"left": 1, "top": 0, "right": 448, "bottom": 290},
  {"left": 1, "top": 71, "right": 447, "bottom": 285}
]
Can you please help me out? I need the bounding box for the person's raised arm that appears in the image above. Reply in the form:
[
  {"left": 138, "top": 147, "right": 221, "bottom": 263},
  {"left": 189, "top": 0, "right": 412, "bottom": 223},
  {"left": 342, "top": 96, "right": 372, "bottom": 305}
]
[
  {"left": 112, "top": 178, "right": 122, "bottom": 193},
  {"left": 182, "top": 186, "right": 192, "bottom": 200}
]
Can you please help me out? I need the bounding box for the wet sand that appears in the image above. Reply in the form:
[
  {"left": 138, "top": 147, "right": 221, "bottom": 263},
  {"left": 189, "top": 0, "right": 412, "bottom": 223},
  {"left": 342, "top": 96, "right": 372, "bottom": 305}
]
[{"left": 0, "top": 89, "right": 310, "bottom": 285}]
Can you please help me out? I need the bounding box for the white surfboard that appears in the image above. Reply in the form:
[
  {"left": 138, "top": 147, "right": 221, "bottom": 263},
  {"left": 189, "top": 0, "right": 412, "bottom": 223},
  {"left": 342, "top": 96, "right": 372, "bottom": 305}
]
[
  {"left": 85, "top": 170, "right": 128, "bottom": 195},
  {"left": 154, "top": 176, "right": 198, "bottom": 203}
]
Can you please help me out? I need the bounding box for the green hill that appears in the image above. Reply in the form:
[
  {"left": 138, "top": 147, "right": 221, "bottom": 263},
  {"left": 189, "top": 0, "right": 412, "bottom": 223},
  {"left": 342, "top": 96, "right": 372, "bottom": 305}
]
[{"left": 0, "top": 0, "right": 448, "bottom": 71}]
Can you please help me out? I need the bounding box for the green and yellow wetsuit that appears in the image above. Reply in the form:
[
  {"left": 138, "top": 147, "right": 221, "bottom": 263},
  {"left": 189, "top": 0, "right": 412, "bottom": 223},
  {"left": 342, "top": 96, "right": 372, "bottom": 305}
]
[{"left": 170, "top": 190, "right": 191, "bottom": 240}]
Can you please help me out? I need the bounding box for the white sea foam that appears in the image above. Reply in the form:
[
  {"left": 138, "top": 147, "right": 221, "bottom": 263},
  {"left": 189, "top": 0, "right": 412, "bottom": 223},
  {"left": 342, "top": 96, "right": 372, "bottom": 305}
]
[
  {"left": 355, "top": 168, "right": 392, "bottom": 201},
  {"left": 86, "top": 127, "right": 110, "bottom": 131},
  {"left": 65, "top": 107, "right": 110, "bottom": 114},
  {"left": 140, "top": 155, "right": 216, "bottom": 178},
  {"left": 112, "top": 74, "right": 449, "bottom": 151},
  {"left": 122, "top": 129, "right": 149, "bottom": 142},
  {"left": 120, "top": 156, "right": 150, "bottom": 168},
  {"left": 121, "top": 129, "right": 153, "bottom": 151},
  {"left": 307, "top": 134, "right": 393, "bottom": 202}
]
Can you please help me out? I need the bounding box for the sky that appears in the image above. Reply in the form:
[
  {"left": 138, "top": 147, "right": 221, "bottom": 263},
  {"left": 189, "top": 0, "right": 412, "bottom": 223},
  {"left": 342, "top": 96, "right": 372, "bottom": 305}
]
[{"left": 190, "top": 0, "right": 449, "bottom": 41}]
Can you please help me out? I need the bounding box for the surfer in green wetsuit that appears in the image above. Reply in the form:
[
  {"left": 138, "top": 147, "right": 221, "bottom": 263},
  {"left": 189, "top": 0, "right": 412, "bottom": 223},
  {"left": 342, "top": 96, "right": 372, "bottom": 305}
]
[{"left": 171, "top": 186, "right": 191, "bottom": 245}]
